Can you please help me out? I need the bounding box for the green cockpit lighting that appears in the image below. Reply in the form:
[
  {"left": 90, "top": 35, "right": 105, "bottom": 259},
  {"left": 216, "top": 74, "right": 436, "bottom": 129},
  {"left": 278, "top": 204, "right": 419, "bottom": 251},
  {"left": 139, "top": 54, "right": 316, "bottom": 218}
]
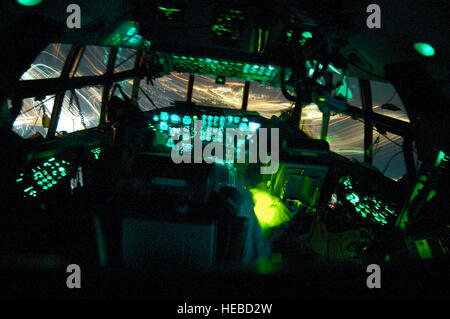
[
  {"left": 16, "top": 158, "right": 71, "bottom": 198},
  {"left": 91, "top": 147, "right": 102, "bottom": 160},
  {"left": 335, "top": 76, "right": 353, "bottom": 99},
  {"left": 170, "top": 54, "right": 278, "bottom": 83},
  {"left": 17, "top": 0, "right": 42, "bottom": 6},
  {"left": 104, "top": 21, "right": 147, "bottom": 48},
  {"left": 158, "top": 6, "right": 181, "bottom": 20},
  {"left": 434, "top": 150, "right": 448, "bottom": 168},
  {"left": 414, "top": 42, "right": 435, "bottom": 57},
  {"left": 151, "top": 111, "right": 261, "bottom": 144},
  {"left": 301, "top": 31, "right": 312, "bottom": 39},
  {"left": 341, "top": 176, "right": 396, "bottom": 225},
  {"left": 249, "top": 188, "right": 292, "bottom": 235}
]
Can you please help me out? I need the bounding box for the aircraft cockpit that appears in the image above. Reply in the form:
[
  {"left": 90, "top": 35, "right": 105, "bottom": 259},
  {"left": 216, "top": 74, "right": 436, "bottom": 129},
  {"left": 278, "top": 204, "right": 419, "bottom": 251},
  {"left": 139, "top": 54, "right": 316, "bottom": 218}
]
[{"left": 0, "top": 0, "right": 448, "bottom": 298}]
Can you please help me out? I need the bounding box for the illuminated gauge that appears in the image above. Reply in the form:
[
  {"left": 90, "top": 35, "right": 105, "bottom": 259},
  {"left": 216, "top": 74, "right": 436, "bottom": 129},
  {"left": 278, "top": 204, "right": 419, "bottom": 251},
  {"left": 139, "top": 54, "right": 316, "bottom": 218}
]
[
  {"left": 227, "top": 116, "right": 233, "bottom": 123},
  {"left": 166, "top": 139, "right": 175, "bottom": 148},
  {"left": 239, "top": 123, "right": 248, "bottom": 132},
  {"left": 153, "top": 115, "right": 160, "bottom": 122},
  {"left": 248, "top": 122, "right": 261, "bottom": 132},
  {"left": 182, "top": 116, "right": 192, "bottom": 125},
  {"left": 184, "top": 144, "right": 193, "bottom": 152},
  {"left": 193, "top": 115, "right": 198, "bottom": 120},
  {"left": 170, "top": 114, "right": 180, "bottom": 123},
  {"left": 205, "top": 127, "right": 212, "bottom": 140},
  {"left": 233, "top": 116, "right": 240, "bottom": 124},
  {"left": 160, "top": 112, "right": 169, "bottom": 121},
  {"left": 159, "top": 122, "right": 169, "bottom": 131},
  {"left": 242, "top": 117, "right": 248, "bottom": 122},
  {"left": 170, "top": 127, "right": 181, "bottom": 137},
  {"left": 239, "top": 122, "right": 248, "bottom": 131}
]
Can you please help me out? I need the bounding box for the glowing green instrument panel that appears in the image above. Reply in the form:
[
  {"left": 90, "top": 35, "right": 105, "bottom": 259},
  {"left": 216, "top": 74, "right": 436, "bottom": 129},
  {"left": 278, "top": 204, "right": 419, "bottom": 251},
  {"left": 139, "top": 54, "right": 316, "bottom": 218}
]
[
  {"left": 90, "top": 147, "right": 102, "bottom": 160},
  {"left": 16, "top": 157, "right": 71, "bottom": 198},
  {"left": 168, "top": 55, "right": 279, "bottom": 84},
  {"left": 340, "top": 176, "right": 397, "bottom": 226},
  {"left": 104, "top": 21, "right": 150, "bottom": 48},
  {"left": 149, "top": 110, "right": 261, "bottom": 144},
  {"left": 147, "top": 108, "right": 263, "bottom": 165}
]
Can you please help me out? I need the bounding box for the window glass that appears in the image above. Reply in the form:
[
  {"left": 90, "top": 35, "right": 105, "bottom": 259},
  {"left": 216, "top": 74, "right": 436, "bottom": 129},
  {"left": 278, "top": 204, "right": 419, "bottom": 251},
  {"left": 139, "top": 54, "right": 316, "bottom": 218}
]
[
  {"left": 192, "top": 75, "right": 245, "bottom": 109},
  {"left": 371, "top": 131, "right": 408, "bottom": 179},
  {"left": 19, "top": 43, "right": 71, "bottom": 80},
  {"left": 247, "top": 81, "right": 292, "bottom": 118},
  {"left": 138, "top": 72, "right": 189, "bottom": 111},
  {"left": 11, "top": 88, "right": 102, "bottom": 139},
  {"left": 114, "top": 48, "right": 137, "bottom": 72},
  {"left": 299, "top": 103, "right": 322, "bottom": 139},
  {"left": 327, "top": 113, "right": 409, "bottom": 179},
  {"left": 55, "top": 87, "right": 102, "bottom": 134},
  {"left": 12, "top": 96, "right": 55, "bottom": 138},
  {"left": 328, "top": 113, "right": 365, "bottom": 163},
  {"left": 74, "top": 46, "right": 108, "bottom": 77},
  {"left": 370, "top": 81, "right": 410, "bottom": 122}
]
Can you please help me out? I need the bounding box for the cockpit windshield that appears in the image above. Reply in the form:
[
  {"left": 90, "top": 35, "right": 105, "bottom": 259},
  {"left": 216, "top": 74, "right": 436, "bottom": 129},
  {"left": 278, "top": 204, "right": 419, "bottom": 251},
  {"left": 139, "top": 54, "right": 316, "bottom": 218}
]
[{"left": 12, "top": 43, "right": 412, "bottom": 179}]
